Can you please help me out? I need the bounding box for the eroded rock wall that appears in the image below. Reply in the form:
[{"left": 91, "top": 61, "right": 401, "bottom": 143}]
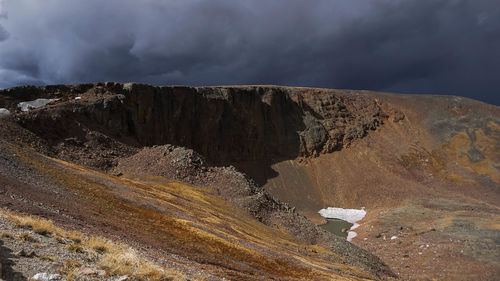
[{"left": 1, "top": 83, "right": 386, "bottom": 165}]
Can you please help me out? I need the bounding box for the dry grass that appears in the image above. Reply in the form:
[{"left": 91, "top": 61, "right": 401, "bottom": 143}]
[
  {"left": 64, "top": 260, "right": 82, "bottom": 269},
  {"left": 55, "top": 235, "right": 66, "bottom": 244},
  {"left": 1, "top": 233, "right": 13, "bottom": 239},
  {"left": 86, "top": 236, "right": 113, "bottom": 254},
  {"left": 0, "top": 209, "right": 186, "bottom": 281},
  {"left": 99, "top": 246, "right": 179, "bottom": 281},
  {"left": 399, "top": 145, "right": 446, "bottom": 174},
  {"left": 40, "top": 255, "right": 55, "bottom": 262},
  {"left": 17, "top": 249, "right": 37, "bottom": 258},
  {"left": 66, "top": 243, "right": 84, "bottom": 253},
  {"left": 18, "top": 233, "right": 37, "bottom": 242},
  {"left": 442, "top": 130, "right": 500, "bottom": 184},
  {"left": 12, "top": 213, "right": 56, "bottom": 232},
  {"left": 59, "top": 260, "right": 83, "bottom": 280},
  {"left": 34, "top": 228, "right": 51, "bottom": 236}
]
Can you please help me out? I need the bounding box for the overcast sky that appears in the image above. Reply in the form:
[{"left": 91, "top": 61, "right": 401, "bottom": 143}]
[{"left": 0, "top": 0, "right": 499, "bottom": 105}]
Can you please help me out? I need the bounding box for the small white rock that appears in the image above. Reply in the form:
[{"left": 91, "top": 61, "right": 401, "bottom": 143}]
[
  {"left": 115, "top": 275, "right": 130, "bottom": 281},
  {"left": 30, "top": 273, "right": 63, "bottom": 281},
  {"left": 0, "top": 108, "right": 10, "bottom": 116},
  {"left": 75, "top": 96, "right": 82, "bottom": 100},
  {"left": 390, "top": 235, "right": 398, "bottom": 240}
]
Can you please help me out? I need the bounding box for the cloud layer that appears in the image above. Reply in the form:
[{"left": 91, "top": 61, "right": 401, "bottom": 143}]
[{"left": 0, "top": 0, "right": 499, "bottom": 104}]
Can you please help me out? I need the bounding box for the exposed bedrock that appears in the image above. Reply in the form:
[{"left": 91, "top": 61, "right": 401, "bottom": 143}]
[
  {"left": 3, "top": 82, "right": 386, "bottom": 171},
  {"left": 103, "top": 83, "right": 384, "bottom": 161}
]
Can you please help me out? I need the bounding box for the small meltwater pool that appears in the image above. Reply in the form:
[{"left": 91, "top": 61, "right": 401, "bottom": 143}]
[{"left": 320, "top": 218, "right": 353, "bottom": 239}]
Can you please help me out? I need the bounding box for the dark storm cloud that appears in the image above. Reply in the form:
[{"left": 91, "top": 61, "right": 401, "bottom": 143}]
[
  {"left": 0, "top": 0, "right": 8, "bottom": 42},
  {"left": 0, "top": 0, "right": 499, "bottom": 105},
  {"left": 0, "top": 25, "right": 7, "bottom": 41}
]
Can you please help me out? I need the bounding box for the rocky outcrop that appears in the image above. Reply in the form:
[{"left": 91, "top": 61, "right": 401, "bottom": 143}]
[
  {"left": 0, "top": 83, "right": 386, "bottom": 166},
  {"left": 121, "top": 83, "right": 386, "bottom": 160},
  {"left": 112, "top": 145, "right": 322, "bottom": 241}
]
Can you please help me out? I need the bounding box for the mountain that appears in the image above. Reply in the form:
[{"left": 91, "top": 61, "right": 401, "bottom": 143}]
[{"left": 0, "top": 83, "right": 498, "bottom": 280}]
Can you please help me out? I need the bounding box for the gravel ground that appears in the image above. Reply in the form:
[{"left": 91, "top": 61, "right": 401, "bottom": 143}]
[
  {"left": 0, "top": 211, "right": 183, "bottom": 281},
  {"left": 0, "top": 212, "right": 103, "bottom": 281}
]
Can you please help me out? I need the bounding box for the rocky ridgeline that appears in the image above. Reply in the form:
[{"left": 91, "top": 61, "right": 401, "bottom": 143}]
[{"left": 0, "top": 82, "right": 386, "bottom": 164}]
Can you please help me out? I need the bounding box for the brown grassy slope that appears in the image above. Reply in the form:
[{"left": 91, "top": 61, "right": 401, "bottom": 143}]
[
  {"left": 0, "top": 140, "right": 389, "bottom": 281},
  {"left": 0, "top": 209, "right": 186, "bottom": 281}
]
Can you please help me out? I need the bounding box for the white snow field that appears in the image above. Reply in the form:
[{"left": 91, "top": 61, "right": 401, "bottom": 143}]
[{"left": 18, "top": 98, "right": 55, "bottom": 112}]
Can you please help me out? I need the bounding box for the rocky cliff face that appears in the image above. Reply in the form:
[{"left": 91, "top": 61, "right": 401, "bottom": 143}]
[{"left": 1, "top": 83, "right": 386, "bottom": 166}]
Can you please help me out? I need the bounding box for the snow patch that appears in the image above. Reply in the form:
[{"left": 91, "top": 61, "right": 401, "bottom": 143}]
[
  {"left": 0, "top": 108, "right": 10, "bottom": 115},
  {"left": 347, "top": 231, "right": 358, "bottom": 241},
  {"left": 318, "top": 207, "right": 366, "bottom": 242},
  {"left": 18, "top": 98, "right": 55, "bottom": 112},
  {"left": 318, "top": 207, "right": 366, "bottom": 223}
]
